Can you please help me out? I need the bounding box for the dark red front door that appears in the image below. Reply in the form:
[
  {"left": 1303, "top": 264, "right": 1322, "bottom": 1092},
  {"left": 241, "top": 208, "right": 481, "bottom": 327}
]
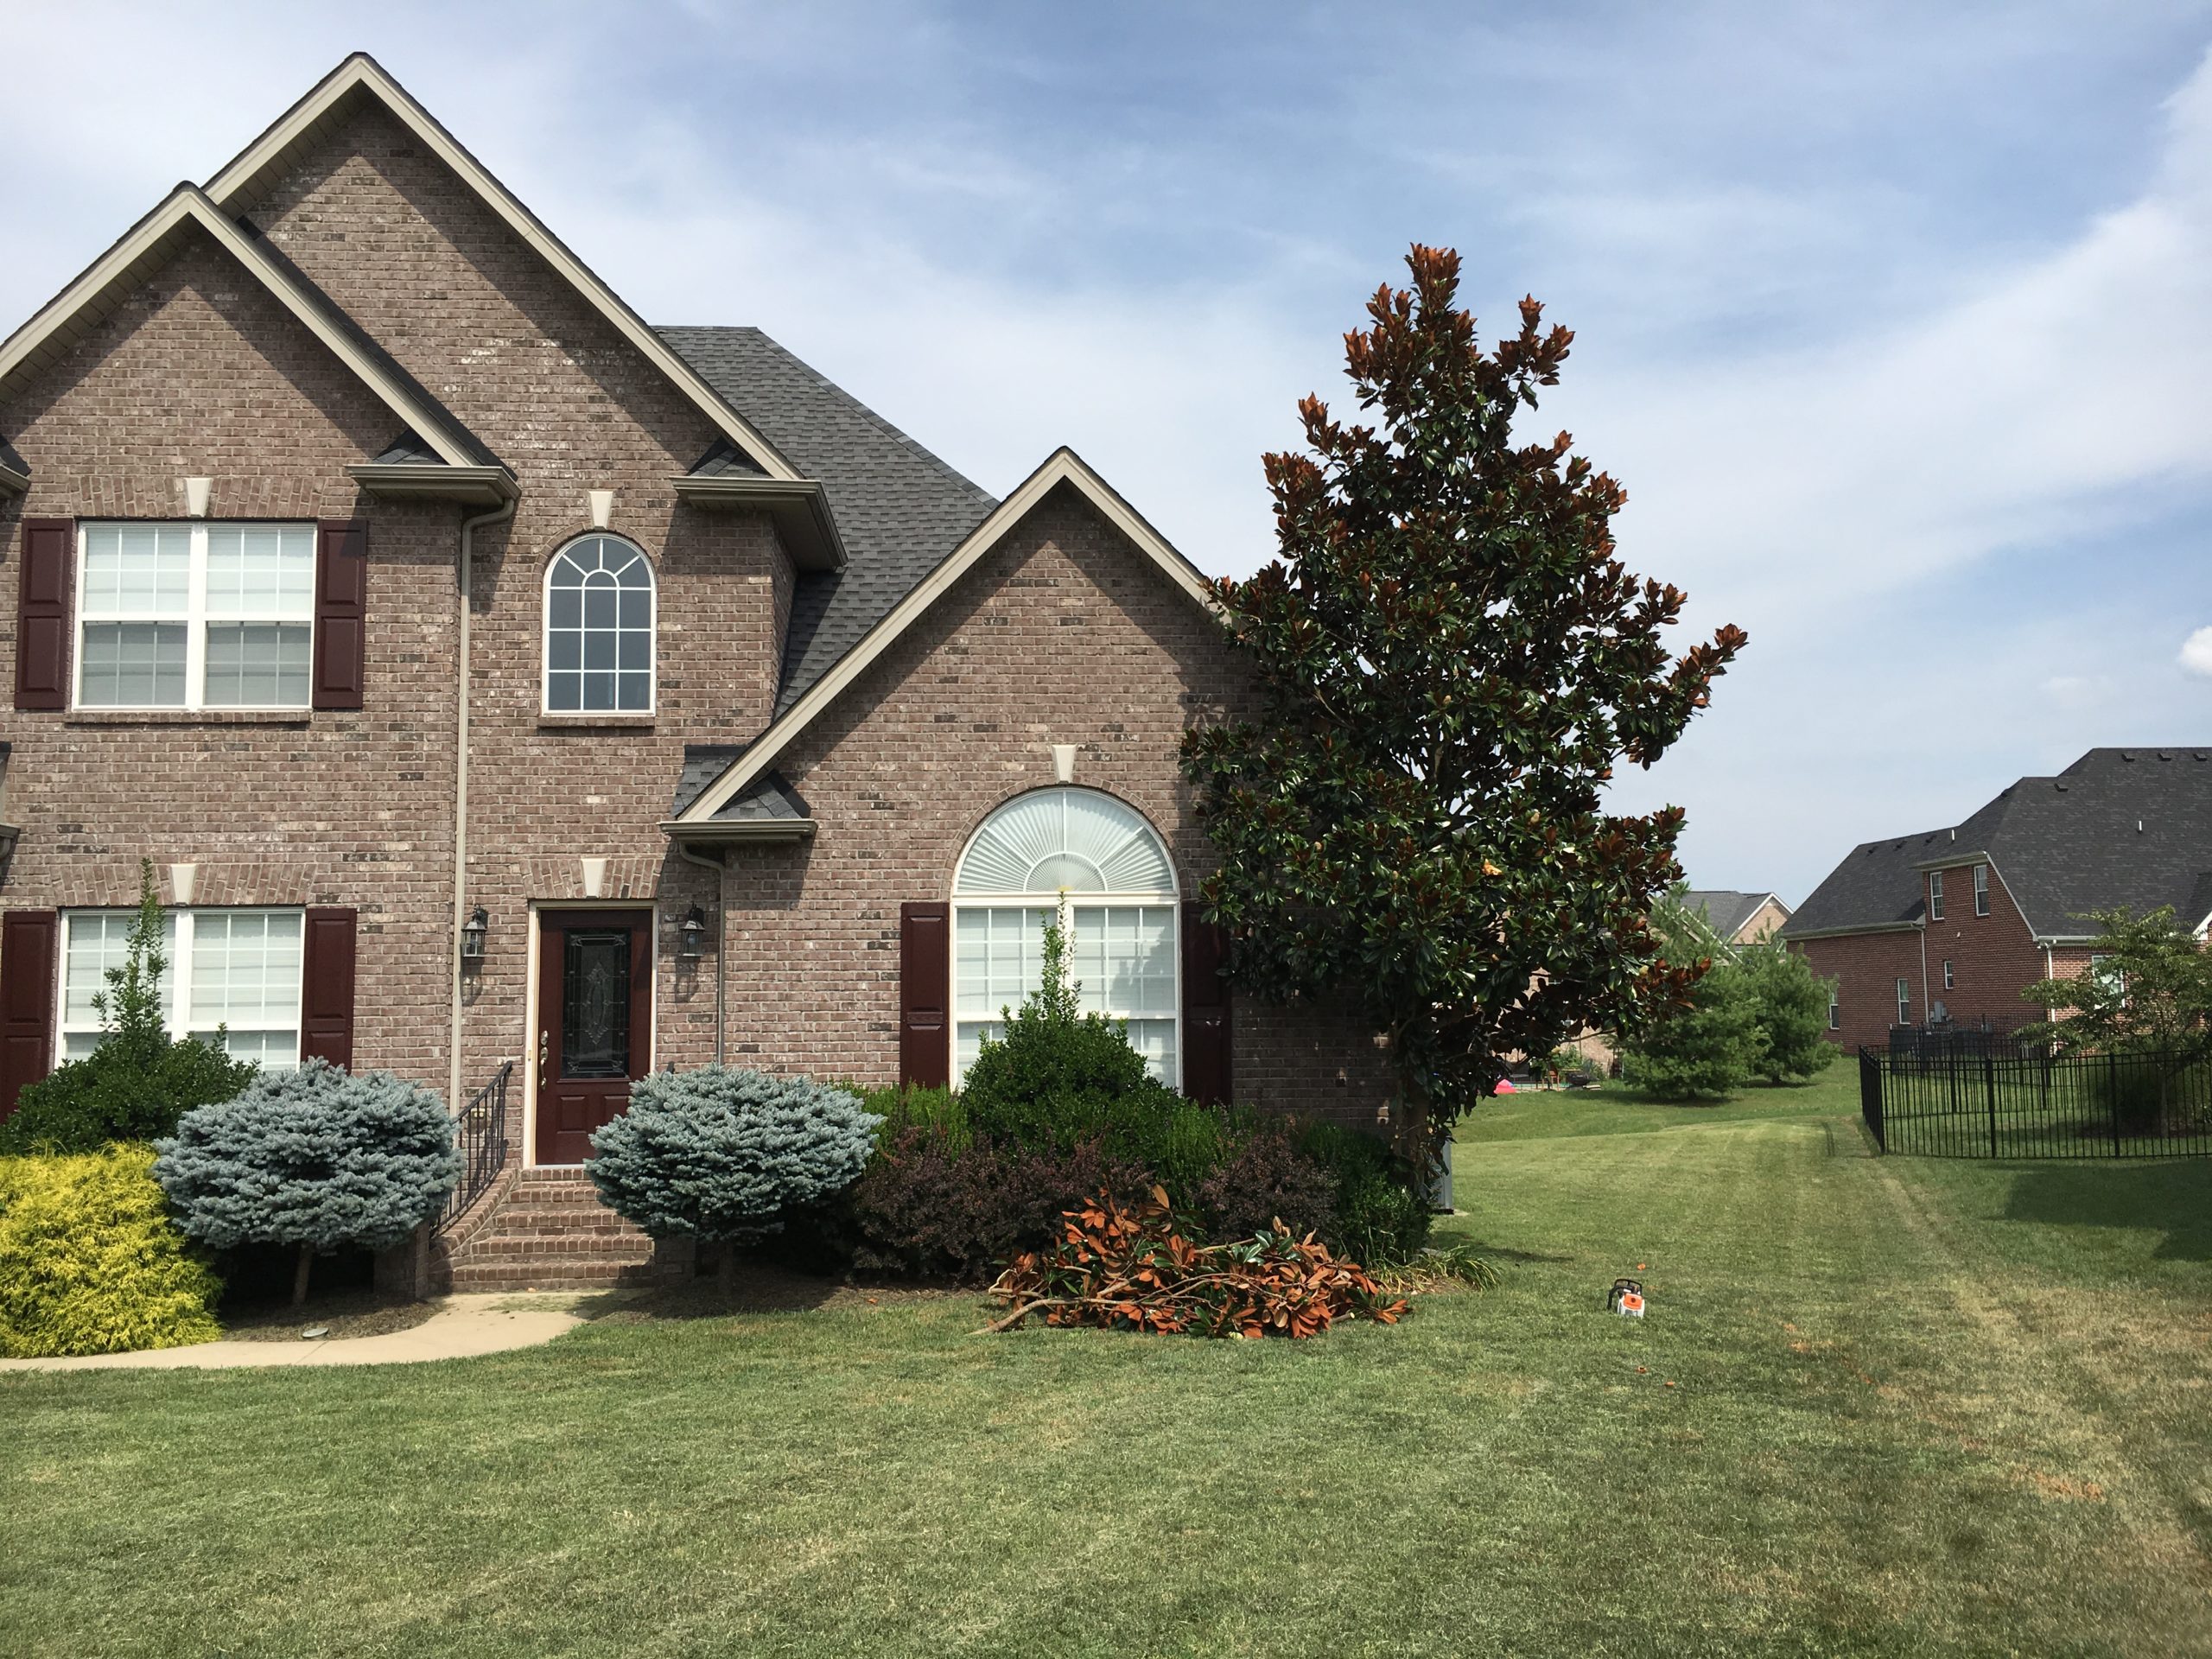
[{"left": 536, "top": 909, "right": 652, "bottom": 1164}]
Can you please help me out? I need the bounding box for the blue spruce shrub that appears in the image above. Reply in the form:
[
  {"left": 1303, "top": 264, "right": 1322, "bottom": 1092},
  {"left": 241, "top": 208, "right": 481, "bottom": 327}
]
[
  {"left": 588, "top": 1068, "right": 880, "bottom": 1260},
  {"left": 154, "top": 1059, "right": 461, "bottom": 1305}
]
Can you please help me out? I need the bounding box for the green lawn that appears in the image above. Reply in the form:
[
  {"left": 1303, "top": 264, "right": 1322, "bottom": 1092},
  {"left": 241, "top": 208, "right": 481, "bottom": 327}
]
[{"left": 7, "top": 1062, "right": 2211, "bottom": 1657}]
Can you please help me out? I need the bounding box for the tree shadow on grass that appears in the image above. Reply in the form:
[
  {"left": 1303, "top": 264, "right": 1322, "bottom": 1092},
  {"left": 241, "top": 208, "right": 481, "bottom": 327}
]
[{"left": 2001, "top": 1160, "right": 2212, "bottom": 1262}]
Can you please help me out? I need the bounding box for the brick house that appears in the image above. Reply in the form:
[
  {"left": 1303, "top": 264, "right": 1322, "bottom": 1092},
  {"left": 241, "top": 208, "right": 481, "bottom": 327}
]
[
  {"left": 1781, "top": 748, "right": 2212, "bottom": 1052},
  {"left": 0, "top": 54, "right": 1390, "bottom": 1287},
  {"left": 1679, "top": 889, "right": 1789, "bottom": 946}
]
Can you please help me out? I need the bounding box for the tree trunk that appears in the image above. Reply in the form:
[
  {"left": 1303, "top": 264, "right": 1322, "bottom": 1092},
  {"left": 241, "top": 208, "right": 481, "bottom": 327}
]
[{"left": 291, "top": 1243, "right": 315, "bottom": 1309}]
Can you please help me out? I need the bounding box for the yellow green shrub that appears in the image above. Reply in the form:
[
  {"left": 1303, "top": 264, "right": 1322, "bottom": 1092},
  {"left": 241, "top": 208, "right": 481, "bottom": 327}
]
[{"left": 0, "top": 1144, "right": 221, "bottom": 1357}]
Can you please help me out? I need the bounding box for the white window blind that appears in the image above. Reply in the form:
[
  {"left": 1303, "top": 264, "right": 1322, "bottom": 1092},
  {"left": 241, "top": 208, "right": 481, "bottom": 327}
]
[
  {"left": 60, "top": 908, "right": 304, "bottom": 1066},
  {"left": 77, "top": 524, "right": 315, "bottom": 710}
]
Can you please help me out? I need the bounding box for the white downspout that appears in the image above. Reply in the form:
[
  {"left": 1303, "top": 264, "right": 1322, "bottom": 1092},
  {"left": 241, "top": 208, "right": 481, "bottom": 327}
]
[{"left": 450, "top": 494, "right": 516, "bottom": 1109}]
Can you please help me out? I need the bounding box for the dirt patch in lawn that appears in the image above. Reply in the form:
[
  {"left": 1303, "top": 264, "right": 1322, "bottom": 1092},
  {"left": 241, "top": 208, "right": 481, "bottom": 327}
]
[{"left": 219, "top": 1290, "right": 439, "bottom": 1343}]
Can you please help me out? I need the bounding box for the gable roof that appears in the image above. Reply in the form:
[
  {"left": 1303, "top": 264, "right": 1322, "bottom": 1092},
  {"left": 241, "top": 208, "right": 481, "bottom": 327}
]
[
  {"left": 1782, "top": 747, "right": 2212, "bottom": 942},
  {"left": 671, "top": 446, "right": 1221, "bottom": 831},
  {"left": 202, "top": 52, "right": 805, "bottom": 488},
  {"left": 0, "top": 183, "right": 508, "bottom": 494},
  {"left": 658, "top": 327, "right": 999, "bottom": 715},
  {"left": 1681, "top": 890, "right": 1786, "bottom": 941}
]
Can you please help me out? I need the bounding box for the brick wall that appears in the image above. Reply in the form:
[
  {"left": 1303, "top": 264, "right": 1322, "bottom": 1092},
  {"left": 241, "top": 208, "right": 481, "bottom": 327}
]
[
  {"left": 1789, "top": 931, "right": 1924, "bottom": 1052},
  {"left": 1915, "top": 859, "right": 2048, "bottom": 1033},
  {"left": 0, "top": 225, "right": 462, "bottom": 1084}
]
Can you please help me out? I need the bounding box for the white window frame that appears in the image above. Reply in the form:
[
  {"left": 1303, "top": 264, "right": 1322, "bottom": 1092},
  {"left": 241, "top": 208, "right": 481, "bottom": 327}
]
[
  {"left": 950, "top": 789, "right": 1180, "bottom": 1090},
  {"left": 1974, "top": 864, "right": 1990, "bottom": 917},
  {"left": 73, "top": 521, "right": 315, "bottom": 712},
  {"left": 1896, "top": 976, "right": 1911, "bottom": 1025},
  {"left": 1828, "top": 988, "right": 1840, "bottom": 1031},
  {"left": 1928, "top": 869, "right": 1944, "bottom": 921},
  {"left": 1942, "top": 959, "right": 1955, "bottom": 990},
  {"left": 57, "top": 906, "right": 306, "bottom": 1067},
  {"left": 541, "top": 533, "right": 658, "bottom": 716}
]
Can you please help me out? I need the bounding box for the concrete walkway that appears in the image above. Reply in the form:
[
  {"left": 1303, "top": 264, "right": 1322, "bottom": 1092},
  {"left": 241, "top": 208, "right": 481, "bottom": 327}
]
[{"left": 0, "top": 1294, "right": 586, "bottom": 1372}]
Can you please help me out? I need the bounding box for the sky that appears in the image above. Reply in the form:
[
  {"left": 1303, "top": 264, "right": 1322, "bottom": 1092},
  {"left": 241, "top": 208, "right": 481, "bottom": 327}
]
[{"left": 4, "top": 1, "right": 2211, "bottom": 903}]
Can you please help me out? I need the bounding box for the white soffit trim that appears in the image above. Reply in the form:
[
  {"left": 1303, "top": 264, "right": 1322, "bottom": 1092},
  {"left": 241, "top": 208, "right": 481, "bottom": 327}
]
[
  {"left": 0, "top": 185, "right": 485, "bottom": 469},
  {"left": 677, "top": 447, "right": 1222, "bottom": 825},
  {"left": 203, "top": 53, "right": 804, "bottom": 485}
]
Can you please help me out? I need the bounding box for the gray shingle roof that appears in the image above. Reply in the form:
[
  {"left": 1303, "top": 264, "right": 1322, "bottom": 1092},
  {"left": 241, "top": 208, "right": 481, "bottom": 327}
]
[
  {"left": 1681, "top": 890, "right": 1782, "bottom": 941},
  {"left": 670, "top": 744, "right": 810, "bottom": 823},
  {"left": 1782, "top": 747, "right": 2212, "bottom": 941},
  {"left": 656, "top": 327, "right": 997, "bottom": 717}
]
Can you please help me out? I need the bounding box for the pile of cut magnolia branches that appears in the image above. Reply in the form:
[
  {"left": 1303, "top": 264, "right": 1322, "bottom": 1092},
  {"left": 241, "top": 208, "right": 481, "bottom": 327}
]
[{"left": 983, "top": 1186, "right": 1409, "bottom": 1339}]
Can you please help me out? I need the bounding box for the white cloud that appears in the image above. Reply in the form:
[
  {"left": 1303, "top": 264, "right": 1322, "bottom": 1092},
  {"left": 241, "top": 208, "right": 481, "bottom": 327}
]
[{"left": 2179, "top": 627, "right": 2212, "bottom": 677}]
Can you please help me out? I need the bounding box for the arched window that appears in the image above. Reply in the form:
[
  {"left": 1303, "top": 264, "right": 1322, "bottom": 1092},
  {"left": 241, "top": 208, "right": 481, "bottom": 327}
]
[
  {"left": 543, "top": 535, "right": 655, "bottom": 713},
  {"left": 952, "top": 787, "right": 1179, "bottom": 1085}
]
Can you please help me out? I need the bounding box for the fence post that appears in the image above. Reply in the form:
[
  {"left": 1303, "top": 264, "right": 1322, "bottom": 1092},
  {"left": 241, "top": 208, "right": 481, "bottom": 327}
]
[
  {"left": 2111, "top": 1052, "right": 2124, "bottom": 1158},
  {"left": 1984, "top": 1050, "right": 1999, "bottom": 1159},
  {"left": 1859, "top": 1048, "right": 1885, "bottom": 1152}
]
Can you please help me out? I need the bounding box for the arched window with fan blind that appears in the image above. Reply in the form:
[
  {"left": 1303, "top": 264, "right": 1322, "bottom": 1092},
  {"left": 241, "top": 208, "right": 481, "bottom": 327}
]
[{"left": 947, "top": 787, "right": 1181, "bottom": 1086}]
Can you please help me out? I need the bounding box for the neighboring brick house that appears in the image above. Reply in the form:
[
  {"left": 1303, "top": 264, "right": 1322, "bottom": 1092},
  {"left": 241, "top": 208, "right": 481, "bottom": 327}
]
[
  {"left": 0, "top": 54, "right": 1392, "bottom": 1286},
  {"left": 1679, "top": 889, "right": 1789, "bottom": 945},
  {"left": 1781, "top": 748, "right": 2212, "bottom": 1052}
]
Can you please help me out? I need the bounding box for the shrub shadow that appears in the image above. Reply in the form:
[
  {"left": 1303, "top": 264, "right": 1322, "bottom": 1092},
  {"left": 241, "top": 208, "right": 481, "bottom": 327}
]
[{"left": 2001, "top": 1160, "right": 2212, "bottom": 1262}]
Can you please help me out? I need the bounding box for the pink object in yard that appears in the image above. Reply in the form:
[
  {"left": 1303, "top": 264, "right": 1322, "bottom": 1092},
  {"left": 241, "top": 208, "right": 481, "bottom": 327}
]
[{"left": 1493, "top": 1078, "right": 1516, "bottom": 1095}]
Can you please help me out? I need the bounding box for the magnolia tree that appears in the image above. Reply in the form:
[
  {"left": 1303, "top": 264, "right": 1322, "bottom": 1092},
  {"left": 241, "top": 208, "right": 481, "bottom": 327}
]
[
  {"left": 155, "top": 1061, "right": 460, "bottom": 1306},
  {"left": 1182, "top": 245, "right": 1746, "bottom": 1159}
]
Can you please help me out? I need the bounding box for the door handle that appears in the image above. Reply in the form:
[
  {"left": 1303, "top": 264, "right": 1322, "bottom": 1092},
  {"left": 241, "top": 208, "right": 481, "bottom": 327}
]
[{"left": 538, "top": 1030, "right": 550, "bottom": 1088}]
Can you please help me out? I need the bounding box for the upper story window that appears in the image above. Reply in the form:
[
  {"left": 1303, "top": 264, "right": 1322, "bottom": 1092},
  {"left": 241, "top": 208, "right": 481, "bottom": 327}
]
[
  {"left": 60, "top": 906, "right": 304, "bottom": 1068},
  {"left": 543, "top": 535, "right": 655, "bottom": 714},
  {"left": 952, "top": 787, "right": 1179, "bottom": 1086},
  {"left": 1974, "top": 863, "right": 1990, "bottom": 917},
  {"left": 76, "top": 523, "right": 314, "bottom": 709},
  {"left": 1928, "top": 869, "right": 1945, "bottom": 921}
]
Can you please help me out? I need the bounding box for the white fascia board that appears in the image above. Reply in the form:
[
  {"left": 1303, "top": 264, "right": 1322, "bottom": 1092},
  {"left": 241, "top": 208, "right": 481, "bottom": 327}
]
[
  {"left": 203, "top": 54, "right": 804, "bottom": 485},
  {"left": 0, "top": 186, "right": 486, "bottom": 471},
  {"left": 676, "top": 447, "right": 1223, "bottom": 825}
]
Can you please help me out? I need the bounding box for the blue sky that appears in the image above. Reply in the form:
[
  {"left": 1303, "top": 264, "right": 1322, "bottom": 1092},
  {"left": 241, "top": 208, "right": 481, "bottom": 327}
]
[{"left": 6, "top": 2, "right": 2212, "bottom": 902}]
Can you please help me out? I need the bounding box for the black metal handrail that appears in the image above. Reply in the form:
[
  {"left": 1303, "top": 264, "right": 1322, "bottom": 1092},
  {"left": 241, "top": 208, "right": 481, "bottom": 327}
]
[
  {"left": 437, "top": 1059, "right": 513, "bottom": 1234},
  {"left": 1859, "top": 1044, "right": 2212, "bottom": 1160}
]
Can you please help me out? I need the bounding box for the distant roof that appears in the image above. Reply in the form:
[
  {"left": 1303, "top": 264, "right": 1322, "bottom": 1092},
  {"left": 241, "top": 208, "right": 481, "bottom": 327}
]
[
  {"left": 1681, "top": 890, "right": 1784, "bottom": 941},
  {"left": 1783, "top": 748, "right": 2212, "bottom": 940},
  {"left": 658, "top": 327, "right": 998, "bottom": 717}
]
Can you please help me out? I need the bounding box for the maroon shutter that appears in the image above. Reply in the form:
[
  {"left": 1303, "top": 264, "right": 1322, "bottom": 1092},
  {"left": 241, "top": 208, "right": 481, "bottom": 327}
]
[
  {"left": 899, "top": 902, "right": 950, "bottom": 1089},
  {"left": 15, "top": 518, "right": 73, "bottom": 710},
  {"left": 300, "top": 907, "right": 358, "bottom": 1071},
  {"left": 312, "top": 518, "right": 367, "bottom": 710},
  {"left": 1181, "top": 902, "right": 1231, "bottom": 1105},
  {"left": 0, "top": 910, "right": 59, "bottom": 1120}
]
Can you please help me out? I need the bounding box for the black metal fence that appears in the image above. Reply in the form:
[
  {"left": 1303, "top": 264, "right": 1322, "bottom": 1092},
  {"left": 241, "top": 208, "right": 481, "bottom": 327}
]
[
  {"left": 1859, "top": 1045, "right": 2212, "bottom": 1160},
  {"left": 437, "top": 1059, "right": 513, "bottom": 1233}
]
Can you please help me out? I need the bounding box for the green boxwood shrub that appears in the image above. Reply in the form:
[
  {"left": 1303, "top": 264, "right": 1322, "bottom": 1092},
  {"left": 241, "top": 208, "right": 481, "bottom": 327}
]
[
  {"left": 588, "top": 1068, "right": 880, "bottom": 1261},
  {"left": 959, "top": 918, "right": 1184, "bottom": 1152},
  {"left": 0, "top": 1145, "right": 221, "bottom": 1357},
  {"left": 155, "top": 1060, "right": 460, "bottom": 1305}
]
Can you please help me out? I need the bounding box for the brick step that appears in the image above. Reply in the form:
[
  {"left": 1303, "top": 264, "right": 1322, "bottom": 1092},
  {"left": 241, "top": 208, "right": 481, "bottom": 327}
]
[{"left": 446, "top": 1262, "right": 685, "bottom": 1292}]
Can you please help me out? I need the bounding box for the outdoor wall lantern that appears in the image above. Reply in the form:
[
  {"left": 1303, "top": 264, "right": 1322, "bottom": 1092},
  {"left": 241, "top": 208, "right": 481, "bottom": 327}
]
[
  {"left": 0, "top": 821, "right": 19, "bottom": 889},
  {"left": 461, "top": 905, "right": 489, "bottom": 963},
  {"left": 679, "top": 905, "right": 708, "bottom": 960}
]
